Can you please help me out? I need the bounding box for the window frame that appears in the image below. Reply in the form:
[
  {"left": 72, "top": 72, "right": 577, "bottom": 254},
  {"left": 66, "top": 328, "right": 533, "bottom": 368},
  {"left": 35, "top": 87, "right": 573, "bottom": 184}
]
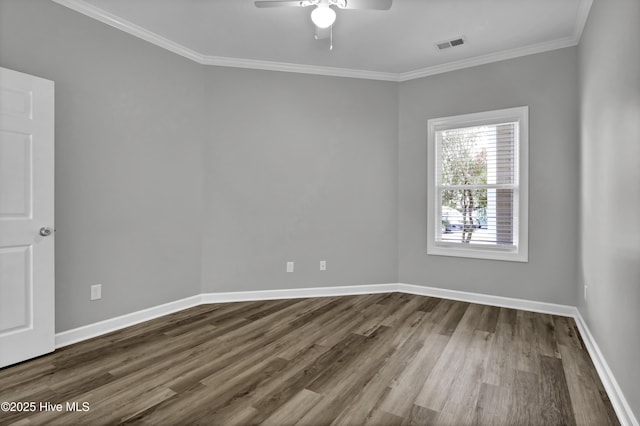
[{"left": 427, "top": 106, "right": 529, "bottom": 262}]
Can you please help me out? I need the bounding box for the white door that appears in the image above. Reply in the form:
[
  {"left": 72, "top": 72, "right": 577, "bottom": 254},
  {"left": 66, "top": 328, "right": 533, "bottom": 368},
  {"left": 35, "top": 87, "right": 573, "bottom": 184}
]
[{"left": 0, "top": 67, "right": 55, "bottom": 368}]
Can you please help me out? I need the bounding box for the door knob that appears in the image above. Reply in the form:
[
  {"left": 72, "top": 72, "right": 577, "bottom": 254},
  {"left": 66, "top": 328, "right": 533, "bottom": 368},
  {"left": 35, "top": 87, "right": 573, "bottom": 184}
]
[{"left": 39, "top": 227, "right": 54, "bottom": 237}]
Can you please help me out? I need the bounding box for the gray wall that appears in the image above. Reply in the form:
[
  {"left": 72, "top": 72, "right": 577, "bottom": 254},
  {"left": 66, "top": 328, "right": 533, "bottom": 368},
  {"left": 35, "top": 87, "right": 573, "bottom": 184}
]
[
  {"left": 0, "top": 0, "right": 399, "bottom": 330},
  {"left": 0, "top": 0, "right": 205, "bottom": 331},
  {"left": 201, "top": 68, "right": 398, "bottom": 292},
  {"left": 578, "top": 0, "right": 640, "bottom": 418},
  {"left": 3, "top": 9, "right": 637, "bottom": 420},
  {"left": 398, "top": 48, "right": 580, "bottom": 305}
]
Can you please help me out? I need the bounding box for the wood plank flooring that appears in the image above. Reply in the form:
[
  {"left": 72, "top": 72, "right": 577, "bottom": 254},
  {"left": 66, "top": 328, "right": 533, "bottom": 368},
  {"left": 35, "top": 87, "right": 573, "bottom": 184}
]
[{"left": 0, "top": 293, "right": 620, "bottom": 425}]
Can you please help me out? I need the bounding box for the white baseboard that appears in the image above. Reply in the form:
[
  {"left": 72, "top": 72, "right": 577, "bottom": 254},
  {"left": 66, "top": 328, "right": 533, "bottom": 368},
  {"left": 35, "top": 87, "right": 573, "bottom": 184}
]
[
  {"left": 53, "top": 283, "right": 575, "bottom": 348},
  {"left": 574, "top": 310, "right": 639, "bottom": 426},
  {"left": 200, "top": 283, "right": 399, "bottom": 304},
  {"left": 53, "top": 283, "right": 636, "bottom": 425},
  {"left": 54, "top": 284, "right": 397, "bottom": 348},
  {"left": 397, "top": 283, "right": 636, "bottom": 425},
  {"left": 55, "top": 295, "right": 202, "bottom": 348},
  {"left": 397, "top": 283, "right": 576, "bottom": 317}
]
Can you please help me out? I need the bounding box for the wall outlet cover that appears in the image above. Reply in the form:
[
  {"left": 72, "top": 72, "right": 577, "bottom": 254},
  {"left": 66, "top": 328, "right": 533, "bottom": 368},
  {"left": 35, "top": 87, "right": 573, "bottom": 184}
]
[{"left": 91, "top": 284, "right": 102, "bottom": 301}]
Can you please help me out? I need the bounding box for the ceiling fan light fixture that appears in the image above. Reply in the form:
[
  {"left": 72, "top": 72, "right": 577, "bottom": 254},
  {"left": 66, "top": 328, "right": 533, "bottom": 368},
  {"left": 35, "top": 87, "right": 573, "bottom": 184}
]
[{"left": 311, "top": 5, "right": 336, "bottom": 28}]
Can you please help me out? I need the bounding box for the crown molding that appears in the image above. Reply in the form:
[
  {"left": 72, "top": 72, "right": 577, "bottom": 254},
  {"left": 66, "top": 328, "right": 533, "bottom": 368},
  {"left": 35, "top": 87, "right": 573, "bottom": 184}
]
[
  {"left": 573, "top": 0, "right": 594, "bottom": 42},
  {"left": 199, "top": 55, "right": 399, "bottom": 81},
  {"left": 50, "top": 0, "right": 399, "bottom": 81},
  {"left": 398, "top": 35, "right": 581, "bottom": 82},
  {"left": 51, "top": 0, "right": 592, "bottom": 82},
  {"left": 51, "top": 0, "right": 205, "bottom": 64},
  {"left": 399, "top": 0, "right": 593, "bottom": 82}
]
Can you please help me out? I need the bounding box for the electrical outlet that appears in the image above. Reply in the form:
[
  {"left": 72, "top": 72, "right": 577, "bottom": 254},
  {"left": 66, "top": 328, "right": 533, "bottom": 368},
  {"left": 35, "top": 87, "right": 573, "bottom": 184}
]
[
  {"left": 320, "top": 260, "right": 327, "bottom": 271},
  {"left": 584, "top": 285, "right": 587, "bottom": 301},
  {"left": 91, "top": 284, "right": 102, "bottom": 301},
  {"left": 286, "top": 261, "right": 294, "bottom": 273}
]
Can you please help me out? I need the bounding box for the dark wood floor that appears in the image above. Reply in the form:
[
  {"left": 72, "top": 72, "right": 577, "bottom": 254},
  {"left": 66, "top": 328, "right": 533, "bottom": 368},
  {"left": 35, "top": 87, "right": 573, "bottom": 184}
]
[{"left": 0, "top": 293, "right": 619, "bottom": 425}]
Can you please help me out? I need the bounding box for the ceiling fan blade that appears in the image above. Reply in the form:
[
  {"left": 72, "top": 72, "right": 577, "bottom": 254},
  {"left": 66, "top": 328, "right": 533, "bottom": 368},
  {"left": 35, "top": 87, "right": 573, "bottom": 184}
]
[
  {"left": 314, "top": 25, "right": 331, "bottom": 40},
  {"left": 340, "top": 0, "right": 392, "bottom": 10},
  {"left": 254, "top": 1, "right": 308, "bottom": 8}
]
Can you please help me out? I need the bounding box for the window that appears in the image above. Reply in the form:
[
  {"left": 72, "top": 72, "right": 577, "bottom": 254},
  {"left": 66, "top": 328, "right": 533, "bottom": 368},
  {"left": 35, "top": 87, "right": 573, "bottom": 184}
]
[{"left": 427, "top": 106, "right": 528, "bottom": 262}]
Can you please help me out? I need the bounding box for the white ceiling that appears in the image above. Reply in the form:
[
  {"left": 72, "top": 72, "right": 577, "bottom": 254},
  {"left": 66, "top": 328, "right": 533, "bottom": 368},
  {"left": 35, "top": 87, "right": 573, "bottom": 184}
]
[{"left": 52, "top": 0, "right": 593, "bottom": 81}]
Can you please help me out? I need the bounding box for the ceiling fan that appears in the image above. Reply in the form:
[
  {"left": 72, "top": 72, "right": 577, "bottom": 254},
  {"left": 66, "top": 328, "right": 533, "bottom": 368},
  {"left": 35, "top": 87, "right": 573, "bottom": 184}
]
[{"left": 254, "top": 0, "right": 393, "bottom": 49}]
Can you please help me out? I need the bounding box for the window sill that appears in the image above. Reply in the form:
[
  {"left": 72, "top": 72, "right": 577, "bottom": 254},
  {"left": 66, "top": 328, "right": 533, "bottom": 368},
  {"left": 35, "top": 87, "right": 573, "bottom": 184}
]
[{"left": 427, "top": 244, "right": 528, "bottom": 262}]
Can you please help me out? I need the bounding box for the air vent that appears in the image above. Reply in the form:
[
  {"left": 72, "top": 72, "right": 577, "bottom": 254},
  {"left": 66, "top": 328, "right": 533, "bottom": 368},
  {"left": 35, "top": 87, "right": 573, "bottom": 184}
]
[{"left": 436, "top": 36, "right": 465, "bottom": 50}]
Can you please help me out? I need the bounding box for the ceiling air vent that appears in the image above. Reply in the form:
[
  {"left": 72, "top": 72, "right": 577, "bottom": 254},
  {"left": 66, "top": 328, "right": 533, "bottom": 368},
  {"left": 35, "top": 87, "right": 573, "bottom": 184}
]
[{"left": 436, "top": 37, "right": 465, "bottom": 50}]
